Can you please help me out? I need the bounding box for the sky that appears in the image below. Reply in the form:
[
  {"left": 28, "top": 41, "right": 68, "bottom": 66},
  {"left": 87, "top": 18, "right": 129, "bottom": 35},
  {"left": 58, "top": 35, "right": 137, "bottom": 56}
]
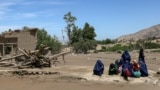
[{"left": 0, "top": 0, "right": 160, "bottom": 42}]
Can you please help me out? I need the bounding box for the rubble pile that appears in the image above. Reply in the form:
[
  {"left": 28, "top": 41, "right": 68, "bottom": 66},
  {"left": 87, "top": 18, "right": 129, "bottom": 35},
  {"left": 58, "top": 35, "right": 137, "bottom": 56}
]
[{"left": 0, "top": 44, "right": 69, "bottom": 69}]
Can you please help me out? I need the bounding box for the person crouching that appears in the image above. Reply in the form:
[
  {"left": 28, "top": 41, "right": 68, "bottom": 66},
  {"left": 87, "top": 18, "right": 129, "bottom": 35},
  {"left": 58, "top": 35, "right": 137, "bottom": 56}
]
[{"left": 132, "top": 60, "right": 141, "bottom": 78}]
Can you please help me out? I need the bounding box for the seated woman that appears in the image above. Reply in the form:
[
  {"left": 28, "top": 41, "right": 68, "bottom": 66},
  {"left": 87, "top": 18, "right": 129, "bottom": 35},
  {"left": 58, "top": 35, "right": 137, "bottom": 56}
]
[
  {"left": 108, "top": 60, "right": 119, "bottom": 75},
  {"left": 121, "top": 50, "right": 131, "bottom": 63},
  {"left": 109, "top": 63, "right": 117, "bottom": 75},
  {"left": 93, "top": 60, "right": 104, "bottom": 76},
  {"left": 121, "top": 62, "right": 132, "bottom": 80},
  {"left": 138, "top": 60, "right": 148, "bottom": 77},
  {"left": 132, "top": 60, "right": 141, "bottom": 78}
]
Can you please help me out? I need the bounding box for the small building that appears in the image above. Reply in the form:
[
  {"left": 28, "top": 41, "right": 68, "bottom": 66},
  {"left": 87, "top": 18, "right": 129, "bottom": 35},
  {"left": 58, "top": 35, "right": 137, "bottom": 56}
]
[{"left": 0, "top": 28, "right": 38, "bottom": 56}]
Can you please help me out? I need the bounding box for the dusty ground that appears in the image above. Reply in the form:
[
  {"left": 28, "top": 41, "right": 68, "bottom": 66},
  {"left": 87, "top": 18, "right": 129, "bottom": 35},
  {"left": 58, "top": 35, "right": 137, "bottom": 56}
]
[{"left": 0, "top": 51, "right": 160, "bottom": 90}]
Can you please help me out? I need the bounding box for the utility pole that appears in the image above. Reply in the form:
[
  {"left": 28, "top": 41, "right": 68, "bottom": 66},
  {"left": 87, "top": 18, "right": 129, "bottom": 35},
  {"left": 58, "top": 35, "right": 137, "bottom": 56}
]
[
  {"left": 62, "top": 29, "right": 69, "bottom": 52},
  {"left": 61, "top": 30, "right": 65, "bottom": 45}
]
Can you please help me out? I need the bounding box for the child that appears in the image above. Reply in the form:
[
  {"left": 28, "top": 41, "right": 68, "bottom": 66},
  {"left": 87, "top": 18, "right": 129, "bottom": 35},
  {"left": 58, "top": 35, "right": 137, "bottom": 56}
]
[{"left": 132, "top": 60, "right": 141, "bottom": 78}]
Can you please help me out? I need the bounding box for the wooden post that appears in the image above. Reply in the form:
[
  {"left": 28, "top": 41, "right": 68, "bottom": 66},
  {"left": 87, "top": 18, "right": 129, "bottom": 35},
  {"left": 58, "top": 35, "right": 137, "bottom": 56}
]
[
  {"left": 11, "top": 44, "right": 13, "bottom": 56},
  {"left": 2, "top": 43, "right": 4, "bottom": 56},
  {"left": 62, "top": 54, "right": 65, "bottom": 63}
]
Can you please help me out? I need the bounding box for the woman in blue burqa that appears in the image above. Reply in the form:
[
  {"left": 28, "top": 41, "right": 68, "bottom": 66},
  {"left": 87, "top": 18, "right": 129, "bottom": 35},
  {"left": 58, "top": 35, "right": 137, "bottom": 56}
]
[
  {"left": 118, "top": 50, "right": 131, "bottom": 66},
  {"left": 138, "top": 48, "right": 145, "bottom": 63},
  {"left": 121, "top": 50, "right": 131, "bottom": 63},
  {"left": 138, "top": 48, "right": 148, "bottom": 77},
  {"left": 93, "top": 60, "right": 104, "bottom": 76},
  {"left": 119, "top": 50, "right": 132, "bottom": 80}
]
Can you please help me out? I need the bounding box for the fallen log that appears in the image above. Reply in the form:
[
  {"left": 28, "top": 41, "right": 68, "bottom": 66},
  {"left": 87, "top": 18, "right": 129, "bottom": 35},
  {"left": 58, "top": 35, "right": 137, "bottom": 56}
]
[
  {"left": 17, "top": 48, "right": 30, "bottom": 57},
  {"left": 0, "top": 47, "right": 50, "bottom": 62},
  {"left": 0, "top": 45, "right": 71, "bottom": 68},
  {"left": 49, "top": 51, "right": 71, "bottom": 63},
  {"left": 0, "top": 54, "right": 25, "bottom": 62}
]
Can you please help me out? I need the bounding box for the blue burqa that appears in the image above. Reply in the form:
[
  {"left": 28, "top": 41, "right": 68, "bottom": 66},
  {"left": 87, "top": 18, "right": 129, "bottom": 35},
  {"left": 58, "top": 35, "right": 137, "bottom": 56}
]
[
  {"left": 121, "top": 50, "right": 131, "bottom": 63},
  {"left": 119, "top": 50, "right": 131, "bottom": 66},
  {"left": 119, "top": 50, "right": 133, "bottom": 77},
  {"left": 138, "top": 60, "right": 148, "bottom": 77},
  {"left": 93, "top": 60, "right": 104, "bottom": 76},
  {"left": 138, "top": 49, "right": 148, "bottom": 77}
]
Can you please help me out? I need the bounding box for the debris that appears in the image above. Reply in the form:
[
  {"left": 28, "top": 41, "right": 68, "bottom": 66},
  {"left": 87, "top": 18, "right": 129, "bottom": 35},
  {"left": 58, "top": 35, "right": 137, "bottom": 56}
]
[{"left": 0, "top": 46, "right": 70, "bottom": 69}]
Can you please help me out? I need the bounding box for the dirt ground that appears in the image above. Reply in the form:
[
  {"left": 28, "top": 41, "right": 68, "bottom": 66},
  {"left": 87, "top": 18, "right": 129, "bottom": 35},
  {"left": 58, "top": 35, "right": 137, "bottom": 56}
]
[{"left": 0, "top": 51, "right": 160, "bottom": 90}]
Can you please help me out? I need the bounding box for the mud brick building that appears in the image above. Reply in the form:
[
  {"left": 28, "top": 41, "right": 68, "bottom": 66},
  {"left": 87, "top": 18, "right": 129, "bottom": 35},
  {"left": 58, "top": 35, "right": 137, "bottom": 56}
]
[{"left": 0, "top": 28, "right": 38, "bottom": 56}]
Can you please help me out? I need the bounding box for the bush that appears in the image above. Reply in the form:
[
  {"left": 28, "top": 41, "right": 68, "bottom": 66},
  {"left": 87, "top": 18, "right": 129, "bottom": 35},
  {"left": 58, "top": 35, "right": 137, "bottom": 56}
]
[
  {"left": 36, "top": 29, "right": 62, "bottom": 54},
  {"left": 144, "top": 42, "right": 160, "bottom": 49},
  {"left": 106, "top": 44, "right": 129, "bottom": 52}
]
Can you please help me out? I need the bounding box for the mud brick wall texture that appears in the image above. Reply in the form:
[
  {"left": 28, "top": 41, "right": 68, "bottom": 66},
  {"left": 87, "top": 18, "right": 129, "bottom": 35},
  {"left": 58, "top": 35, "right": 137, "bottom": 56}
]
[{"left": 4, "top": 29, "right": 37, "bottom": 51}]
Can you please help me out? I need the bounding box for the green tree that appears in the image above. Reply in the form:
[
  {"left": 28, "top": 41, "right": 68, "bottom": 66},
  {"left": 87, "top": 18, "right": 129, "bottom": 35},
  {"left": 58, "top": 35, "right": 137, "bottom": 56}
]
[
  {"left": 96, "top": 38, "right": 116, "bottom": 45},
  {"left": 63, "top": 12, "right": 97, "bottom": 53},
  {"left": 70, "top": 26, "right": 82, "bottom": 45},
  {"left": 71, "top": 23, "right": 97, "bottom": 53},
  {"left": 36, "top": 29, "right": 62, "bottom": 53},
  {"left": 83, "top": 23, "right": 96, "bottom": 40},
  {"left": 63, "top": 12, "right": 77, "bottom": 46}
]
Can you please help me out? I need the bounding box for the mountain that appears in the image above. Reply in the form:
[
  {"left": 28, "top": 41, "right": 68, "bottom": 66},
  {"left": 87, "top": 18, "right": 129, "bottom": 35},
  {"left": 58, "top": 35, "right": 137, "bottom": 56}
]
[{"left": 117, "top": 24, "right": 160, "bottom": 42}]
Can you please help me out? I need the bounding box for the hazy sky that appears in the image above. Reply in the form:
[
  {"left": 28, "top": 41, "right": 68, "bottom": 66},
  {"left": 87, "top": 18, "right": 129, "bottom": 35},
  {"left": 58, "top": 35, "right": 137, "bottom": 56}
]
[{"left": 0, "top": 0, "right": 160, "bottom": 41}]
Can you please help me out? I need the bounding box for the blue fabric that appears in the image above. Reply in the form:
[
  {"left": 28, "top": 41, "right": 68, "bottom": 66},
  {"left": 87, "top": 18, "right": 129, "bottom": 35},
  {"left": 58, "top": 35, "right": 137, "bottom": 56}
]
[
  {"left": 138, "top": 58, "right": 145, "bottom": 64},
  {"left": 121, "top": 50, "right": 131, "bottom": 63},
  {"left": 121, "top": 61, "right": 134, "bottom": 77},
  {"left": 127, "top": 63, "right": 134, "bottom": 77},
  {"left": 93, "top": 60, "right": 104, "bottom": 76},
  {"left": 120, "top": 51, "right": 131, "bottom": 77},
  {"left": 118, "top": 50, "right": 131, "bottom": 68},
  {"left": 138, "top": 60, "right": 148, "bottom": 77}
]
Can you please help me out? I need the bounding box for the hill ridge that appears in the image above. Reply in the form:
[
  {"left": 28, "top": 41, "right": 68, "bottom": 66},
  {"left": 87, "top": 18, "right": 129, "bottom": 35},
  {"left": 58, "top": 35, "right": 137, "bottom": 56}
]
[{"left": 117, "top": 24, "right": 160, "bottom": 42}]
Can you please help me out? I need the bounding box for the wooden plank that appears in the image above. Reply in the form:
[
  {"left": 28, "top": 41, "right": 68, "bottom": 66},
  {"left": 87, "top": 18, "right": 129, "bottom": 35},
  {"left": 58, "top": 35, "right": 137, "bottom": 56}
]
[
  {"left": 0, "top": 51, "right": 70, "bottom": 62},
  {"left": 0, "top": 54, "right": 24, "bottom": 62},
  {"left": 49, "top": 52, "right": 70, "bottom": 59}
]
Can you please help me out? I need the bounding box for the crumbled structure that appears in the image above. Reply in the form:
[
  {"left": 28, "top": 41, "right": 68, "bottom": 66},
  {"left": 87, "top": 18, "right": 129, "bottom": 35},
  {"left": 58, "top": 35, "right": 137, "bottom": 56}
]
[{"left": 0, "top": 28, "right": 38, "bottom": 56}]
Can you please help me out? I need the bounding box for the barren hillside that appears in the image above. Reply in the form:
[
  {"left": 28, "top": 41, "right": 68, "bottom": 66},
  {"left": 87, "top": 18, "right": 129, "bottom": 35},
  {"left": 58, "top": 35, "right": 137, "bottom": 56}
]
[{"left": 117, "top": 24, "right": 160, "bottom": 42}]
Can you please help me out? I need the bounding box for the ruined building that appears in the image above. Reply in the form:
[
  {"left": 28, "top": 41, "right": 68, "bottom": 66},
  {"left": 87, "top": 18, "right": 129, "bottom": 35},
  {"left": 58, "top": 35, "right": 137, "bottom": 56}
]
[{"left": 0, "top": 28, "right": 38, "bottom": 56}]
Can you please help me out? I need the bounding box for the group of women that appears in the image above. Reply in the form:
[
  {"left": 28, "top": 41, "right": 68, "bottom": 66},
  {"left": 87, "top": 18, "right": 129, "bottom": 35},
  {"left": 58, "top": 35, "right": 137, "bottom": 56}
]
[{"left": 93, "top": 48, "right": 148, "bottom": 80}]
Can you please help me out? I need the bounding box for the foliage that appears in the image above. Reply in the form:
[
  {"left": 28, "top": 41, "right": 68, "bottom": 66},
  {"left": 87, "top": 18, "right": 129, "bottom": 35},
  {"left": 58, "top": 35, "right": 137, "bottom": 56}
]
[
  {"left": 144, "top": 42, "right": 160, "bottom": 49},
  {"left": 128, "top": 43, "right": 141, "bottom": 50},
  {"left": 105, "top": 41, "right": 160, "bottom": 52},
  {"left": 99, "top": 46, "right": 107, "bottom": 52},
  {"left": 128, "top": 41, "right": 160, "bottom": 50},
  {"left": 82, "top": 23, "right": 96, "bottom": 40},
  {"left": 36, "top": 29, "right": 62, "bottom": 53},
  {"left": 70, "top": 23, "right": 97, "bottom": 53},
  {"left": 70, "top": 26, "right": 82, "bottom": 45},
  {"left": 63, "top": 12, "right": 77, "bottom": 45},
  {"left": 96, "top": 38, "right": 116, "bottom": 44},
  {"left": 106, "top": 44, "right": 129, "bottom": 52},
  {"left": 63, "top": 12, "right": 97, "bottom": 54}
]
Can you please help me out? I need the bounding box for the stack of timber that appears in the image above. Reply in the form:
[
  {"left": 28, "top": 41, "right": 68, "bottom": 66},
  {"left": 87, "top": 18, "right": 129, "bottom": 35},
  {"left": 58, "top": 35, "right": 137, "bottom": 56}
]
[{"left": 0, "top": 46, "right": 70, "bottom": 69}]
